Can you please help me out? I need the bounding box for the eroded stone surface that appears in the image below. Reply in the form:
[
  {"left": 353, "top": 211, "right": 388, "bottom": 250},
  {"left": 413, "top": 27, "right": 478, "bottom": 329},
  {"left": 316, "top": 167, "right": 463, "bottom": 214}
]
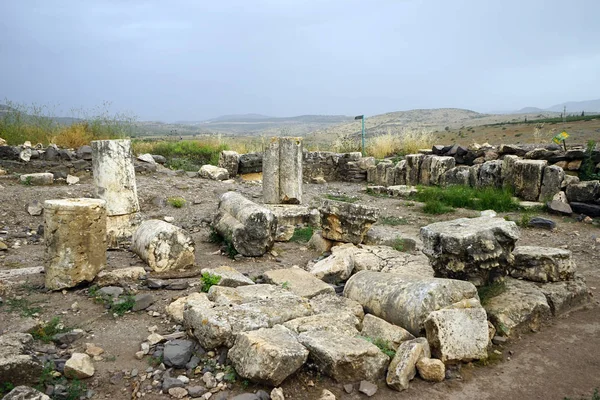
[
  {"left": 360, "top": 314, "right": 414, "bottom": 350},
  {"left": 199, "top": 165, "right": 229, "bottom": 181},
  {"left": 201, "top": 266, "right": 255, "bottom": 287},
  {"left": 539, "top": 277, "right": 590, "bottom": 316},
  {"left": 510, "top": 246, "right": 576, "bottom": 283},
  {"left": 0, "top": 333, "right": 43, "bottom": 386},
  {"left": 386, "top": 338, "right": 430, "bottom": 391},
  {"left": 319, "top": 200, "right": 379, "bottom": 244},
  {"left": 263, "top": 268, "right": 335, "bottom": 298}
]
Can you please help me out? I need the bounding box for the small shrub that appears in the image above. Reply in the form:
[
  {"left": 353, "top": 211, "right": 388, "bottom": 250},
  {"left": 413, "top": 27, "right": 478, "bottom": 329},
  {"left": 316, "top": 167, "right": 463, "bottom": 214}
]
[
  {"left": 201, "top": 272, "right": 221, "bottom": 293},
  {"left": 21, "top": 176, "right": 32, "bottom": 186},
  {"left": 167, "top": 197, "right": 186, "bottom": 208},
  {"left": 379, "top": 216, "right": 408, "bottom": 226},
  {"left": 477, "top": 280, "right": 507, "bottom": 306},
  {"left": 290, "top": 227, "right": 313, "bottom": 243},
  {"left": 31, "top": 317, "right": 68, "bottom": 343},
  {"left": 324, "top": 194, "right": 359, "bottom": 203},
  {"left": 111, "top": 295, "right": 135, "bottom": 316}
]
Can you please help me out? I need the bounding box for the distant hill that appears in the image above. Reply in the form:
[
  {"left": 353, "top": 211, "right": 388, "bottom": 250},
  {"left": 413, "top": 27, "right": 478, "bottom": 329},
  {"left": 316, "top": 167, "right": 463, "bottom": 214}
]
[
  {"left": 515, "top": 107, "right": 545, "bottom": 114},
  {"left": 515, "top": 99, "right": 600, "bottom": 114}
]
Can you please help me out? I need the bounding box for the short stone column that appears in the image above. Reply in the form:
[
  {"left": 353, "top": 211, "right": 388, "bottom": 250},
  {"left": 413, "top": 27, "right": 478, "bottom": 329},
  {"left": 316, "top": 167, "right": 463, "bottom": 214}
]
[
  {"left": 44, "top": 198, "right": 107, "bottom": 290},
  {"left": 91, "top": 139, "right": 141, "bottom": 247},
  {"left": 263, "top": 137, "right": 303, "bottom": 204}
]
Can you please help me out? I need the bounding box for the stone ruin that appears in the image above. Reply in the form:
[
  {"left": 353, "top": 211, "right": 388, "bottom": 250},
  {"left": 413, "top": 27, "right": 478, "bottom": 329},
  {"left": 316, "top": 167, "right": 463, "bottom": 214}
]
[{"left": 0, "top": 137, "right": 595, "bottom": 399}]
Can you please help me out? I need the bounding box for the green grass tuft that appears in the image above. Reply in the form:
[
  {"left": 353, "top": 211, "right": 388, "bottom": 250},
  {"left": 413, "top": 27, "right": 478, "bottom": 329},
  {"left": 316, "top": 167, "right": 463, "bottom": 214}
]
[
  {"left": 31, "top": 317, "right": 69, "bottom": 343},
  {"left": 324, "top": 194, "right": 359, "bottom": 203},
  {"left": 379, "top": 216, "right": 408, "bottom": 226},
  {"left": 201, "top": 272, "right": 221, "bottom": 293},
  {"left": 477, "top": 280, "right": 507, "bottom": 306},
  {"left": 167, "top": 197, "right": 186, "bottom": 208},
  {"left": 290, "top": 227, "right": 314, "bottom": 243},
  {"left": 422, "top": 200, "right": 455, "bottom": 215},
  {"left": 363, "top": 337, "right": 396, "bottom": 358},
  {"left": 414, "top": 185, "right": 520, "bottom": 214},
  {"left": 2, "top": 298, "right": 41, "bottom": 317}
]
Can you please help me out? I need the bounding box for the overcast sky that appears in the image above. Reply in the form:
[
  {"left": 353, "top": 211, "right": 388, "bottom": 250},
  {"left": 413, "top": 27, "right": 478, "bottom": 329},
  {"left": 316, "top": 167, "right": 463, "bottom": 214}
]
[{"left": 1, "top": 0, "right": 599, "bottom": 121}]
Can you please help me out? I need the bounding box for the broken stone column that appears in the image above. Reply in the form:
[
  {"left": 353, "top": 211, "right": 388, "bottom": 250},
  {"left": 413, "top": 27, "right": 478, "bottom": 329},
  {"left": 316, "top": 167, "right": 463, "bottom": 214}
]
[
  {"left": 212, "top": 192, "right": 277, "bottom": 257},
  {"left": 44, "top": 198, "right": 107, "bottom": 290},
  {"left": 91, "top": 139, "right": 140, "bottom": 247},
  {"left": 343, "top": 270, "right": 481, "bottom": 336},
  {"left": 263, "top": 137, "right": 303, "bottom": 204},
  {"left": 319, "top": 199, "right": 379, "bottom": 244},
  {"left": 539, "top": 165, "right": 565, "bottom": 202},
  {"left": 420, "top": 217, "right": 520, "bottom": 285},
  {"left": 218, "top": 150, "right": 240, "bottom": 177},
  {"left": 131, "top": 220, "right": 195, "bottom": 272}
]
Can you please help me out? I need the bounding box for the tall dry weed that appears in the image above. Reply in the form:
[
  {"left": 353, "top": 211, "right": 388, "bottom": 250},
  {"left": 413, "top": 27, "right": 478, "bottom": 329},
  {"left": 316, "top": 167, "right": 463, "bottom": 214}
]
[{"left": 367, "top": 127, "right": 434, "bottom": 158}]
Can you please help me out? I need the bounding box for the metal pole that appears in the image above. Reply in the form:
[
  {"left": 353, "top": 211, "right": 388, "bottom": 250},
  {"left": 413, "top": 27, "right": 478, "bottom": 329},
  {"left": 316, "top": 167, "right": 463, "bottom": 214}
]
[{"left": 361, "top": 117, "right": 365, "bottom": 156}]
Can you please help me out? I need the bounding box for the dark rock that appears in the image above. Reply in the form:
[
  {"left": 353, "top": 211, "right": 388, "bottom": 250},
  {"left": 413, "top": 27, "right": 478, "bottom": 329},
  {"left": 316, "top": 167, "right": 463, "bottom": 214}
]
[
  {"left": 499, "top": 144, "right": 527, "bottom": 157},
  {"left": 570, "top": 202, "right": 600, "bottom": 217},
  {"left": 432, "top": 145, "right": 446, "bottom": 155},
  {"left": 0, "top": 333, "right": 44, "bottom": 386},
  {"left": 166, "top": 280, "right": 189, "bottom": 290},
  {"left": 162, "top": 377, "right": 185, "bottom": 391},
  {"left": 147, "top": 278, "right": 167, "bottom": 289},
  {"left": 255, "top": 390, "right": 270, "bottom": 400},
  {"left": 564, "top": 149, "right": 586, "bottom": 160},
  {"left": 527, "top": 217, "right": 556, "bottom": 230},
  {"left": 152, "top": 155, "right": 167, "bottom": 164},
  {"left": 51, "top": 170, "right": 68, "bottom": 180},
  {"left": 492, "top": 336, "right": 508, "bottom": 345},
  {"left": 163, "top": 340, "right": 195, "bottom": 368},
  {"left": 239, "top": 152, "right": 263, "bottom": 174},
  {"left": 132, "top": 293, "right": 155, "bottom": 311},
  {"left": 217, "top": 347, "right": 228, "bottom": 365},
  {"left": 43, "top": 146, "right": 60, "bottom": 161},
  {"left": 546, "top": 200, "right": 572, "bottom": 215},
  {"left": 72, "top": 159, "right": 88, "bottom": 171},
  {"left": 231, "top": 394, "right": 260, "bottom": 400},
  {"left": 344, "top": 383, "right": 354, "bottom": 393},
  {"left": 52, "top": 330, "right": 83, "bottom": 345},
  {"left": 566, "top": 181, "right": 600, "bottom": 204},
  {"left": 58, "top": 149, "right": 75, "bottom": 161},
  {"left": 212, "top": 392, "right": 231, "bottom": 400},
  {"left": 76, "top": 145, "right": 93, "bottom": 160},
  {"left": 186, "top": 355, "right": 200, "bottom": 370},
  {"left": 0, "top": 146, "right": 21, "bottom": 160},
  {"left": 187, "top": 385, "right": 207, "bottom": 398}
]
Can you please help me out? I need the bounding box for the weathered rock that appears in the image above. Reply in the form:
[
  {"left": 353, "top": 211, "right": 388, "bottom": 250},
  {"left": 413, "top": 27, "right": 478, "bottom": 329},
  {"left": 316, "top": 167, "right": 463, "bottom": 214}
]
[
  {"left": 208, "top": 284, "right": 297, "bottom": 305},
  {"left": 386, "top": 185, "right": 417, "bottom": 198},
  {"left": 510, "top": 246, "right": 576, "bottom": 282},
  {"left": 539, "top": 165, "right": 565, "bottom": 201},
  {"left": 263, "top": 137, "right": 303, "bottom": 204},
  {"left": 298, "top": 330, "right": 389, "bottom": 383},
  {"left": 442, "top": 166, "right": 470, "bottom": 186},
  {"left": 546, "top": 199, "right": 573, "bottom": 215},
  {"left": 309, "top": 293, "right": 365, "bottom": 320},
  {"left": 212, "top": 192, "right": 277, "bottom": 257},
  {"left": 420, "top": 217, "right": 520, "bottom": 285},
  {"left": 484, "top": 278, "right": 551, "bottom": 337},
  {"left": 393, "top": 160, "right": 407, "bottom": 185},
  {"left": 424, "top": 308, "right": 489, "bottom": 363},
  {"left": 499, "top": 144, "right": 528, "bottom": 157},
  {"left": 430, "top": 156, "right": 456, "bottom": 185},
  {"left": 358, "top": 381, "right": 378, "bottom": 397},
  {"left": 570, "top": 202, "right": 600, "bottom": 217},
  {"left": 416, "top": 357, "right": 445, "bottom": 382},
  {"left": 95, "top": 267, "right": 146, "bottom": 287},
  {"left": 229, "top": 325, "right": 309, "bottom": 386},
  {"left": 501, "top": 155, "right": 519, "bottom": 189},
  {"left": 386, "top": 338, "right": 430, "bottom": 391},
  {"left": 66, "top": 174, "right": 80, "bottom": 185},
  {"left": 168, "top": 387, "right": 188, "bottom": 399},
  {"left": 163, "top": 339, "right": 195, "bottom": 368},
  {"left": 283, "top": 312, "right": 359, "bottom": 336},
  {"left": 184, "top": 290, "right": 313, "bottom": 348},
  {"left": 270, "top": 388, "right": 284, "bottom": 400},
  {"left": 218, "top": 151, "right": 240, "bottom": 177},
  {"left": 566, "top": 180, "right": 600, "bottom": 204},
  {"left": 539, "top": 277, "right": 590, "bottom": 316},
  {"left": 404, "top": 154, "right": 423, "bottom": 186},
  {"left": 513, "top": 160, "right": 547, "bottom": 201},
  {"left": 309, "top": 243, "right": 355, "bottom": 283},
  {"left": 418, "top": 156, "right": 433, "bottom": 186},
  {"left": 239, "top": 152, "right": 263, "bottom": 174},
  {"left": 132, "top": 293, "right": 155, "bottom": 311},
  {"left": 27, "top": 200, "right": 43, "bottom": 216},
  {"left": 166, "top": 293, "right": 211, "bottom": 323},
  {"left": 364, "top": 226, "right": 419, "bottom": 252},
  {"left": 319, "top": 200, "right": 379, "bottom": 244},
  {"left": 64, "top": 353, "right": 94, "bottom": 379},
  {"left": 199, "top": 165, "right": 229, "bottom": 181},
  {"left": 344, "top": 271, "right": 480, "bottom": 336},
  {"left": 352, "top": 245, "right": 434, "bottom": 278},
  {"left": 44, "top": 199, "right": 107, "bottom": 290},
  {"left": 20, "top": 173, "right": 53, "bottom": 185},
  {"left": 201, "top": 266, "right": 255, "bottom": 287},
  {"left": 307, "top": 230, "right": 333, "bottom": 254},
  {"left": 137, "top": 153, "right": 156, "bottom": 164},
  {"left": 361, "top": 314, "right": 414, "bottom": 350},
  {"left": 264, "top": 268, "right": 335, "bottom": 298},
  {"left": 131, "top": 220, "right": 195, "bottom": 272},
  {"left": 477, "top": 160, "right": 503, "bottom": 188},
  {"left": 2, "top": 386, "right": 50, "bottom": 400},
  {"left": 319, "top": 389, "right": 337, "bottom": 400},
  {"left": 0, "top": 333, "right": 43, "bottom": 386},
  {"left": 527, "top": 217, "right": 556, "bottom": 230}
]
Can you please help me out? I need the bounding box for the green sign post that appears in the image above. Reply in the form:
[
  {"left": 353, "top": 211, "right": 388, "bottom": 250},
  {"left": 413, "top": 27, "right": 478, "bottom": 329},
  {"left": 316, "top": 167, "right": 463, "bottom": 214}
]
[{"left": 355, "top": 115, "right": 365, "bottom": 155}]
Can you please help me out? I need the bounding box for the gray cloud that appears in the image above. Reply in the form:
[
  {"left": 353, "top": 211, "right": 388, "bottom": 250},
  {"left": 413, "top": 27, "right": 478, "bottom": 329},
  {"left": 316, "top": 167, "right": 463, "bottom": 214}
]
[{"left": 1, "top": 0, "right": 599, "bottom": 121}]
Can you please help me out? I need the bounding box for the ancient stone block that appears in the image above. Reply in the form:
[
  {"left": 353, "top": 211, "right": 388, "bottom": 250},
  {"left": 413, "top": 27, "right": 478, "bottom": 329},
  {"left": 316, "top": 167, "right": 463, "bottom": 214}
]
[
  {"left": 212, "top": 192, "right": 277, "bottom": 257},
  {"left": 513, "top": 159, "right": 547, "bottom": 201},
  {"left": 361, "top": 314, "right": 414, "bottom": 350},
  {"left": 539, "top": 165, "right": 565, "bottom": 202},
  {"left": 263, "top": 137, "right": 303, "bottom": 204},
  {"left": 539, "top": 277, "right": 590, "bottom": 316},
  {"left": 386, "top": 337, "right": 430, "bottom": 391},
  {"left": 199, "top": 165, "right": 229, "bottom": 181},
  {"left": 442, "top": 166, "right": 470, "bottom": 186},
  {"left": 201, "top": 266, "right": 255, "bottom": 287},
  {"left": 405, "top": 154, "right": 424, "bottom": 186},
  {"left": 218, "top": 150, "right": 240, "bottom": 177},
  {"left": 44, "top": 198, "right": 107, "bottom": 290},
  {"left": 19, "top": 173, "right": 54, "bottom": 185},
  {"left": 131, "top": 219, "right": 195, "bottom": 272},
  {"left": 565, "top": 180, "right": 600, "bottom": 204},
  {"left": 263, "top": 267, "right": 335, "bottom": 298},
  {"left": 477, "top": 160, "right": 503, "bottom": 188},
  {"left": 319, "top": 200, "right": 379, "bottom": 244},
  {"left": 343, "top": 271, "right": 480, "bottom": 336},
  {"left": 429, "top": 156, "right": 456, "bottom": 185},
  {"left": 0, "top": 333, "right": 43, "bottom": 387},
  {"left": 420, "top": 217, "right": 520, "bottom": 285},
  {"left": 510, "top": 246, "right": 576, "bottom": 283}
]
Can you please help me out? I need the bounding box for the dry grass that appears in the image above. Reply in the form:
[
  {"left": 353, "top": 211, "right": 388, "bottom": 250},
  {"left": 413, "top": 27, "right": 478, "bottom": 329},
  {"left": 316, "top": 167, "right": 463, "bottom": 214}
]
[{"left": 367, "top": 127, "right": 435, "bottom": 158}]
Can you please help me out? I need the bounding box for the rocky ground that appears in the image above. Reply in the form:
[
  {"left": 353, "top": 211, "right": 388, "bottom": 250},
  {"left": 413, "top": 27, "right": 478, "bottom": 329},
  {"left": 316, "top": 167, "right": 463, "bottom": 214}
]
[{"left": 1, "top": 169, "right": 599, "bottom": 400}]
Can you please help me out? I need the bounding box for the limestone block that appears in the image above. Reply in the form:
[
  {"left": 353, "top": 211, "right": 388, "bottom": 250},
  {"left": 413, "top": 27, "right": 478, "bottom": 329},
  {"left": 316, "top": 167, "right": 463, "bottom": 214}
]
[
  {"left": 510, "top": 246, "right": 576, "bottom": 283},
  {"left": 429, "top": 156, "right": 456, "bottom": 186},
  {"left": 424, "top": 308, "right": 489, "bottom": 363},
  {"left": 420, "top": 217, "right": 520, "bottom": 285},
  {"left": 418, "top": 155, "right": 433, "bottom": 186},
  {"left": 201, "top": 265, "right": 255, "bottom": 287},
  {"left": 416, "top": 358, "right": 445, "bottom": 382},
  {"left": 393, "top": 160, "right": 407, "bottom": 185},
  {"left": 212, "top": 192, "right": 277, "bottom": 257},
  {"left": 307, "top": 230, "right": 333, "bottom": 254},
  {"left": 468, "top": 164, "right": 481, "bottom": 187},
  {"left": 199, "top": 165, "right": 229, "bottom": 181},
  {"left": 343, "top": 271, "right": 480, "bottom": 336},
  {"left": 386, "top": 338, "right": 430, "bottom": 391},
  {"left": 166, "top": 292, "right": 211, "bottom": 323},
  {"left": 283, "top": 313, "right": 360, "bottom": 336},
  {"left": 361, "top": 314, "right": 414, "bottom": 350},
  {"left": 309, "top": 243, "right": 356, "bottom": 283},
  {"left": 208, "top": 284, "right": 297, "bottom": 305},
  {"left": 106, "top": 212, "right": 142, "bottom": 248},
  {"left": 228, "top": 325, "right": 309, "bottom": 386},
  {"left": 298, "top": 330, "right": 389, "bottom": 383},
  {"left": 405, "top": 154, "right": 424, "bottom": 186},
  {"left": 352, "top": 245, "right": 434, "bottom": 278},
  {"left": 64, "top": 353, "right": 95, "bottom": 379},
  {"left": 565, "top": 180, "right": 600, "bottom": 204},
  {"left": 0, "top": 333, "right": 43, "bottom": 386},
  {"left": 501, "top": 155, "right": 519, "bottom": 188},
  {"left": 218, "top": 150, "right": 240, "bottom": 177},
  {"left": 263, "top": 137, "right": 303, "bottom": 204},
  {"left": 263, "top": 268, "right": 335, "bottom": 298},
  {"left": 131, "top": 219, "right": 195, "bottom": 272},
  {"left": 484, "top": 278, "right": 551, "bottom": 337},
  {"left": 44, "top": 199, "right": 107, "bottom": 290},
  {"left": 539, "top": 277, "right": 590, "bottom": 316},
  {"left": 539, "top": 165, "right": 565, "bottom": 202},
  {"left": 513, "top": 159, "right": 547, "bottom": 201},
  {"left": 95, "top": 267, "right": 146, "bottom": 287},
  {"left": 363, "top": 226, "right": 420, "bottom": 252},
  {"left": 2, "top": 386, "right": 50, "bottom": 400},
  {"left": 319, "top": 200, "right": 379, "bottom": 244},
  {"left": 309, "top": 293, "right": 365, "bottom": 320},
  {"left": 91, "top": 139, "right": 139, "bottom": 216},
  {"left": 19, "top": 173, "right": 53, "bottom": 185},
  {"left": 442, "top": 166, "right": 470, "bottom": 186},
  {"left": 477, "top": 160, "right": 503, "bottom": 188}
]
